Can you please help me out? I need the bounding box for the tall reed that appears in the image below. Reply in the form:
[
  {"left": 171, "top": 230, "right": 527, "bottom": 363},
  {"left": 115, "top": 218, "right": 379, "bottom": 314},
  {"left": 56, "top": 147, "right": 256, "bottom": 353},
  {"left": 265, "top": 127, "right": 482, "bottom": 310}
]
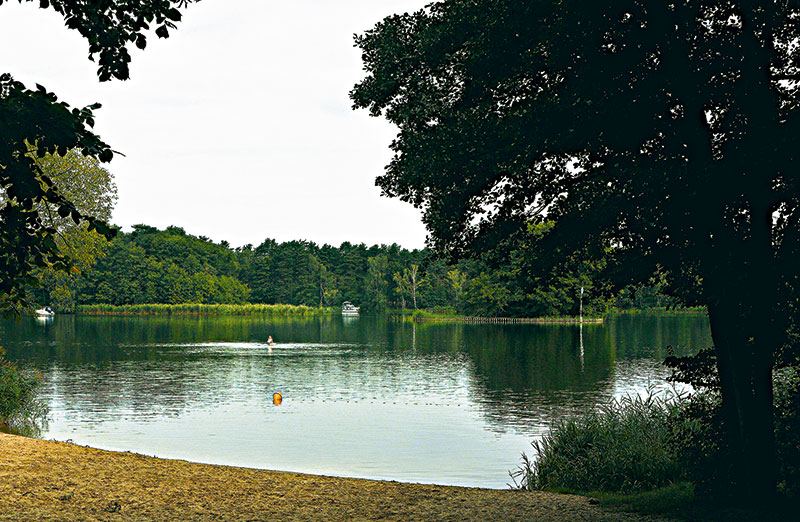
[
  {"left": 0, "top": 358, "right": 48, "bottom": 435},
  {"left": 75, "top": 303, "right": 334, "bottom": 316},
  {"left": 510, "top": 390, "right": 691, "bottom": 493}
]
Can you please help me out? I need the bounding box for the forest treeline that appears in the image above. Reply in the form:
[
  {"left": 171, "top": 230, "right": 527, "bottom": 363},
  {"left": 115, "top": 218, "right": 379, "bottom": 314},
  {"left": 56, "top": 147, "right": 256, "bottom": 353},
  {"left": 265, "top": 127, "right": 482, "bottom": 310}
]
[{"left": 36, "top": 224, "right": 679, "bottom": 316}]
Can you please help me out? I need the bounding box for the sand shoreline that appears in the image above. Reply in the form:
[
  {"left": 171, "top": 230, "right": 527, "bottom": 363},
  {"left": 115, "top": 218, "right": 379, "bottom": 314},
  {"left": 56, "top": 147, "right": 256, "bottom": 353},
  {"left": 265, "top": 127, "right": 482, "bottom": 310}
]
[{"left": 1, "top": 433, "right": 666, "bottom": 521}]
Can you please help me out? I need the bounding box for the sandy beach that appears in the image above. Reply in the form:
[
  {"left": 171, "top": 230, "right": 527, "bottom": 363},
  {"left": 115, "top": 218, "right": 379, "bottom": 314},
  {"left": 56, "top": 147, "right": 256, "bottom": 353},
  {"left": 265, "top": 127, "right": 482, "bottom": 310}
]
[{"left": 0, "top": 433, "right": 669, "bottom": 521}]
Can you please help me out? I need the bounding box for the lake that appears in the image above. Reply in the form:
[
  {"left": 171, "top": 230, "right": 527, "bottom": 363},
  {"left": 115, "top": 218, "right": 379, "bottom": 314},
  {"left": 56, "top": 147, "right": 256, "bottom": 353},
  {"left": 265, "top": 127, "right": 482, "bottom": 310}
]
[{"left": 0, "top": 314, "right": 710, "bottom": 489}]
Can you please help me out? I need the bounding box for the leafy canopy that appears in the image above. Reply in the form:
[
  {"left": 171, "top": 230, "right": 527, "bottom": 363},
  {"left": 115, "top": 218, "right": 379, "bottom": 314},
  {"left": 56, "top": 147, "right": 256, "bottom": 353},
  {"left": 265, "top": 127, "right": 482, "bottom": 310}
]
[
  {"left": 352, "top": 0, "right": 800, "bottom": 309},
  {"left": 0, "top": 0, "right": 196, "bottom": 315}
]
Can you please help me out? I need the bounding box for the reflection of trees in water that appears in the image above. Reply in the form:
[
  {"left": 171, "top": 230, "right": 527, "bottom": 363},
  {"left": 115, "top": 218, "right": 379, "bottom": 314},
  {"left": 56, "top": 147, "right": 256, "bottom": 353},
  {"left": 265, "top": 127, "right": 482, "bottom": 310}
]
[
  {"left": 0, "top": 315, "right": 712, "bottom": 433},
  {"left": 1, "top": 316, "right": 477, "bottom": 420},
  {"left": 358, "top": 321, "right": 618, "bottom": 435},
  {"left": 459, "top": 324, "right": 612, "bottom": 391},
  {"left": 411, "top": 317, "right": 711, "bottom": 434},
  {"left": 454, "top": 324, "right": 617, "bottom": 434},
  {"left": 606, "top": 315, "right": 711, "bottom": 359}
]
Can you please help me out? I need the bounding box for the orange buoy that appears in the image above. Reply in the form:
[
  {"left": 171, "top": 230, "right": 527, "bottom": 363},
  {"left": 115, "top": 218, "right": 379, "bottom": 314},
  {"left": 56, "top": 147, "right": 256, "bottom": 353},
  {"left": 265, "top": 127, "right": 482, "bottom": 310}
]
[{"left": 273, "top": 392, "right": 282, "bottom": 405}]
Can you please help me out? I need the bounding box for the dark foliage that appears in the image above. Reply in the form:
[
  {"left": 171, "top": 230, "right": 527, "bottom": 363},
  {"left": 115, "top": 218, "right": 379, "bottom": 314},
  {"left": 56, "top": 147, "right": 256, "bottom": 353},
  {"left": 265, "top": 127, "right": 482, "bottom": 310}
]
[
  {"left": 0, "top": 0, "right": 196, "bottom": 316},
  {"left": 353, "top": 0, "right": 800, "bottom": 501},
  {"left": 666, "top": 349, "right": 800, "bottom": 500},
  {"left": 0, "top": 75, "right": 115, "bottom": 316}
]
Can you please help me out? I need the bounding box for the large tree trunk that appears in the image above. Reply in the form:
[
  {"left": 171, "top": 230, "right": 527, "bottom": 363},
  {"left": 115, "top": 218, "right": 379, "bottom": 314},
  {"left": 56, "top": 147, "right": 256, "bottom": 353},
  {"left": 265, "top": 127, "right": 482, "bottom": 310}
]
[{"left": 705, "top": 260, "right": 777, "bottom": 504}]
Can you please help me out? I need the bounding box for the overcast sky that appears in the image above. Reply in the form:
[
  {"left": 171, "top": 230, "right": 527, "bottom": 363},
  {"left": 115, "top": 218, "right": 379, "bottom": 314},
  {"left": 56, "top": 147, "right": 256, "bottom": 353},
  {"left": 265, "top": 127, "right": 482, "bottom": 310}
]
[{"left": 0, "top": 0, "right": 430, "bottom": 249}]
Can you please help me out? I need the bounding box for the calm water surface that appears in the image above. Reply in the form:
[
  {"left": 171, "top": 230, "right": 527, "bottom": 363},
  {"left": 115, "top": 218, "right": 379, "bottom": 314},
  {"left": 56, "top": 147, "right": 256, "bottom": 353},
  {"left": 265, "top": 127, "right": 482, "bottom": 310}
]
[{"left": 1, "top": 314, "right": 710, "bottom": 488}]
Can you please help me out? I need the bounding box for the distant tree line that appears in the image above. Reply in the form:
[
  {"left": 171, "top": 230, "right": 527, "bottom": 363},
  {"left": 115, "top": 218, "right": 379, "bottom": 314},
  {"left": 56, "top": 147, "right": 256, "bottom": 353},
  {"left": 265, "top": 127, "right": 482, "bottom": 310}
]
[
  {"left": 34, "top": 224, "right": 677, "bottom": 316},
  {"left": 16, "top": 149, "right": 676, "bottom": 317}
]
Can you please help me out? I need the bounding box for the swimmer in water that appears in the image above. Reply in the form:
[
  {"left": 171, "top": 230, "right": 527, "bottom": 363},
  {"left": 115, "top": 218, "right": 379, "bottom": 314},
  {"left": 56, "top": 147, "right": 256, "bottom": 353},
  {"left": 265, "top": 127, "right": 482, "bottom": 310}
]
[{"left": 267, "top": 335, "right": 274, "bottom": 345}]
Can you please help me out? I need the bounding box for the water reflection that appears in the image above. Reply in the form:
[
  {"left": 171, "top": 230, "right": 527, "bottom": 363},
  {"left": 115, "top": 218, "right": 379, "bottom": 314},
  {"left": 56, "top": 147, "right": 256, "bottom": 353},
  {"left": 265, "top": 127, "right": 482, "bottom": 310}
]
[{"left": 0, "top": 314, "right": 710, "bottom": 488}]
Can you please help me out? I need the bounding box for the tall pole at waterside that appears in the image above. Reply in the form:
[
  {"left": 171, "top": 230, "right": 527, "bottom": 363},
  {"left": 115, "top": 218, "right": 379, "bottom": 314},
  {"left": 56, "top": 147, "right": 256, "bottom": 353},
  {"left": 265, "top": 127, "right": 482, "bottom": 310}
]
[{"left": 579, "top": 286, "right": 584, "bottom": 324}]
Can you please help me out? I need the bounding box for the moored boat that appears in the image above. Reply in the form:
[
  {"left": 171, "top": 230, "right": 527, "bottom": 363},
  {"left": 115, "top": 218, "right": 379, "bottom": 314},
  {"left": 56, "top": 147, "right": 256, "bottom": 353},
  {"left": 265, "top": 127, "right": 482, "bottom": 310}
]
[
  {"left": 35, "top": 306, "right": 54, "bottom": 317},
  {"left": 341, "top": 301, "right": 360, "bottom": 316}
]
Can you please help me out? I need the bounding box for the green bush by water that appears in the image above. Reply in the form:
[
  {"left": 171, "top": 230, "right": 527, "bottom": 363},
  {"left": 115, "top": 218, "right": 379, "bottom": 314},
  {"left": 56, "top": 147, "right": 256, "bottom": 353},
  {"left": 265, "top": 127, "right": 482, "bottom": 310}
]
[
  {"left": 774, "top": 367, "right": 800, "bottom": 498},
  {"left": 511, "top": 364, "right": 800, "bottom": 507},
  {"left": 0, "top": 357, "right": 48, "bottom": 435},
  {"left": 665, "top": 349, "right": 800, "bottom": 501},
  {"left": 510, "top": 390, "right": 691, "bottom": 493}
]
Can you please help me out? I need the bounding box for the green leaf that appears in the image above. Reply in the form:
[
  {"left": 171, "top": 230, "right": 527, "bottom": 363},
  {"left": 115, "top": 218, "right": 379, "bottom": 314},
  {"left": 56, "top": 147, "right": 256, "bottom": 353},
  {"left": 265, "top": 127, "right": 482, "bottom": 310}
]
[{"left": 166, "top": 8, "right": 182, "bottom": 22}]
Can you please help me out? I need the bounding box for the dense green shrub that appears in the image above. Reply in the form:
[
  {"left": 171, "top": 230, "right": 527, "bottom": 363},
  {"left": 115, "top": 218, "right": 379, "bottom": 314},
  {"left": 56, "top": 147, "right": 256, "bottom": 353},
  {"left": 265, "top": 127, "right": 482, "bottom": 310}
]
[
  {"left": 665, "top": 349, "right": 800, "bottom": 501},
  {"left": 511, "top": 391, "right": 691, "bottom": 493},
  {"left": 774, "top": 367, "right": 800, "bottom": 498},
  {"left": 514, "top": 351, "right": 800, "bottom": 499},
  {"left": 664, "top": 372, "right": 800, "bottom": 501},
  {"left": 0, "top": 358, "right": 48, "bottom": 434},
  {"left": 664, "top": 390, "right": 728, "bottom": 496}
]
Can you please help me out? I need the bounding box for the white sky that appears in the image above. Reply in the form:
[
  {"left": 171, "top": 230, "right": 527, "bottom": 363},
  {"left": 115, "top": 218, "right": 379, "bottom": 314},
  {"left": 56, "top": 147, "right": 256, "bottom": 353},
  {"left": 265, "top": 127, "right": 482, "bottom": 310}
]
[{"left": 0, "top": 0, "right": 429, "bottom": 249}]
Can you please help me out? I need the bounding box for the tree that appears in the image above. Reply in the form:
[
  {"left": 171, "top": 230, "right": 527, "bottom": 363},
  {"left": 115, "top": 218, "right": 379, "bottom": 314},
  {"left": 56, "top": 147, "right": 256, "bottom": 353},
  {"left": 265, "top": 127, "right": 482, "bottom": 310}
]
[
  {"left": 353, "top": 0, "right": 800, "bottom": 502},
  {"left": 31, "top": 149, "right": 118, "bottom": 311},
  {"left": 417, "top": 257, "right": 452, "bottom": 309},
  {"left": 312, "top": 255, "right": 338, "bottom": 307},
  {"left": 0, "top": 0, "right": 196, "bottom": 315},
  {"left": 365, "top": 255, "right": 389, "bottom": 311},
  {"left": 510, "top": 222, "right": 609, "bottom": 317},
  {"left": 446, "top": 268, "right": 467, "bottom": 310},
  {"left": 462, "top": 271, "right": 510, "bottom": 317},
  {"left": 407, "top": 264, "right": 423, "bottom": 309},
  {"left": 392, "top": 270, "right": 409, "bottom": 308}
]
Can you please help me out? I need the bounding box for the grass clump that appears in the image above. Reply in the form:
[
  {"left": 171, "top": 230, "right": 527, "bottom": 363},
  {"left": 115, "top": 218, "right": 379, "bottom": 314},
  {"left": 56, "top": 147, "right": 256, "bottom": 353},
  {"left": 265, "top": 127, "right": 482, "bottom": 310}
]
[
  {"left": 0, "top": 357, "right": 48, "bottom": 436},
  {"left": 591, "top": 482, "right": 695, "bottom": 518},
  {"left": 595, "top": 482, "right": 796, "bottom": 522},
  {"left": 510, "top": 390, "right": 689, "bottom": 493}
]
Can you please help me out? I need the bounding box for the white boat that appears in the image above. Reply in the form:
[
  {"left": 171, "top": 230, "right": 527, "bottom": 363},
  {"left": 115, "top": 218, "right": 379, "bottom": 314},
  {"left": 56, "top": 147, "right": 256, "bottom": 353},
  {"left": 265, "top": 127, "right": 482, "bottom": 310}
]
[
  {"left": 341, "top": 301, "right": 360, "bottom": 316},
  {"left": 35, "top": 306, "right": 54, "bottom": 317}
]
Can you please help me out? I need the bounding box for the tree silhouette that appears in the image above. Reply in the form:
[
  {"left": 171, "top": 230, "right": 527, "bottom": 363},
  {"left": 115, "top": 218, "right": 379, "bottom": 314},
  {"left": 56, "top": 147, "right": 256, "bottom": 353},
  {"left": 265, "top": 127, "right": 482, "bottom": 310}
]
[{"left": 353, "top": 0, "right": 800, "bottom": 502}]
